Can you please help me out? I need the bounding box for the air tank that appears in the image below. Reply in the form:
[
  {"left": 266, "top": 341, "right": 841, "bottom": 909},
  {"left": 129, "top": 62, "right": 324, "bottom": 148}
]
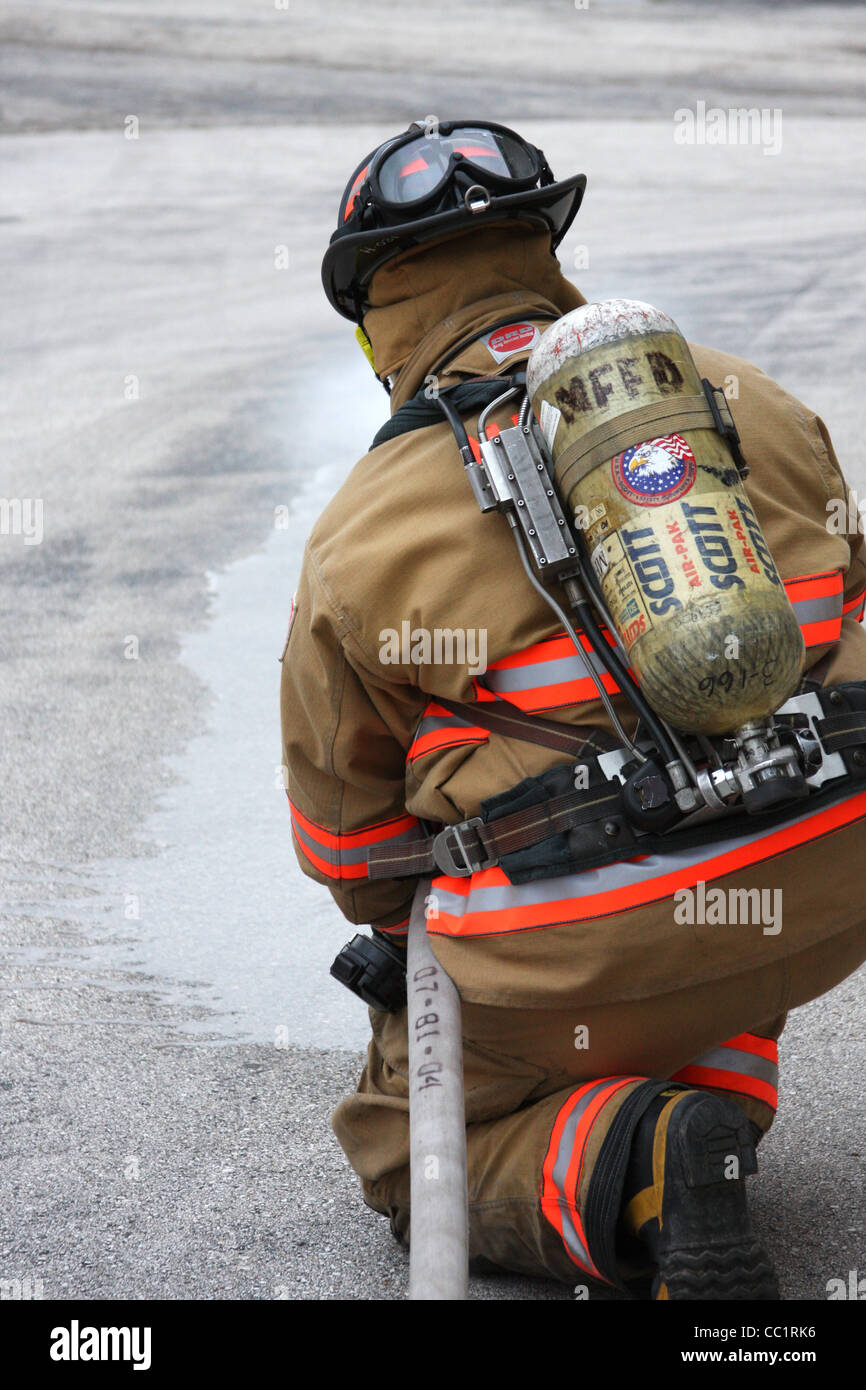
[{"left": 526, "top": 299, "right": 804, "bottom": 734}]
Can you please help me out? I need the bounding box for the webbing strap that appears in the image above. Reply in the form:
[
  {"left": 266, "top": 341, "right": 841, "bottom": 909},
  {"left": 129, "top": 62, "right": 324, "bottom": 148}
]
[
  {"left": 553, "top": 392, "right": 718, "bottom": 495},
  {"left": 815, "top": 713, "right": 866, "bottom": 753},
  {"left": 369, "top": 755, "right": 866, "bottom": 882},
  {"left": 367, "top": 780, "right": 623, "bottom": 880},
  {"left": 434, "top": 694, "right": 616, "bottom": 759},
  {"left": 369, "top": 376, "right": 517, "bottom": 450},
  {"left": 368, "top": 692, "right": 618, "bottom": 879},
  {"left": 369, "top": 681, "right": 866, "bottom": 881}
]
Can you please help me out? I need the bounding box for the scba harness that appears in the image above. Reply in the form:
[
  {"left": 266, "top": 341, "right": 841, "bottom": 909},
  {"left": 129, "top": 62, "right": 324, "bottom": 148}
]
[
  {"left": 331, "top": 307, "right": 866, "bottom": 1009},
  {"left": 364, "top": 680, "right": 866, "bottom": 886}
]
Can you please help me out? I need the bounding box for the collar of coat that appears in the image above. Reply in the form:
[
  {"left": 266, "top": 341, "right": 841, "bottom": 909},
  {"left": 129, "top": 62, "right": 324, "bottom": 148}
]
[{"left": 361, "top": 223, "right": 587, "bottom": 413}]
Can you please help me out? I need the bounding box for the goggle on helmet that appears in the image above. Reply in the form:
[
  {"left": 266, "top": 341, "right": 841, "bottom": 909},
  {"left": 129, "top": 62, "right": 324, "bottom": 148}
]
[{"left": 321, "top": 120, "right": 587, "bottom": 323}]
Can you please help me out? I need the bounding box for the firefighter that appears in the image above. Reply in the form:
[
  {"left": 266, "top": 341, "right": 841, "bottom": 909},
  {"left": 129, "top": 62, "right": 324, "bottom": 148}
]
[{"left": 280, "top": 121, "right": 866, "bottom": 1298}]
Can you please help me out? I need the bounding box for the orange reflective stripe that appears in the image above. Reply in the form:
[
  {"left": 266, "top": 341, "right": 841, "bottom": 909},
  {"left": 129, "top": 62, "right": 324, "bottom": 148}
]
[
  {"left": 289, "top": 801, "right": 417, "bottom": 850},
  {"left": 540, "top": 1076, "right": 636, "bottom": 1281},
  {"left": 378, "top": 918, "right": 410, "bottom": 936},
  {"left": 482, "top": 630, "right": 624, "bottom": 712},
  {"left": 567, "top": 1079, "right": 628, "bottom": 1203},
  {"left": 292, "top": 840, "right": 368, "bottom": 881},
  {"left": 670, "top": 1032, "right": 779, "bottom": 1111},
  {"left": 800, "top": 618, "right": 841, "bottom": 646},
  {"left": 493, "top": 672, "right": 620, "bottom": 712},
  {"left": 723, "top": 1032, "right": 778, "bottom": 1064},
  {"left": 406, "top": 699, "right": 490, "bottom": 763},
  {"left": 784, "top": 570, "right": 843, "bottom": 648},
  {"left": 289, "top": 800, "right": 420, "bottom": 882},
  {"left": 490, "top": 635, "right": 570, "bottom": 671},
  {"left": 783, "top": 571, "right": 843, "bottom": 603},
  {"left": 428, "top": 786, "right": 866, "bottom": 937},
  {"left": 843, "top": 588, "right": 866, "bottom": 621},
  {"left": 670, "top": 1065, "right": 778, "bottom": 1111},
  {"left": 407, "top": 725, "right": 489, "bottom": 761},
  {"left": 487, "top": 629, "right": 617, "bottom": 671},
  {"left": 289, "top": 835, "right": 367, "bottom": 881}
]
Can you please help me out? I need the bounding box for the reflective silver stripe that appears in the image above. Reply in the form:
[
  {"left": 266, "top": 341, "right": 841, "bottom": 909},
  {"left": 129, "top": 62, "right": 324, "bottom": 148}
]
[
  {"left": 292, "top": 818, "right": 418, "bottom": 869},
  {"left": 432, "top": 838, "right": 723, "bottom": 917},
  {"left": 548, "top": 1080, "right": 621, "bottom": 1273},
  {"left": 292, "top": 819, "right": 343, "bottom": 866},
  {"left": 484, "top": 645, "right": 605, "bottom": 695},
  {"left": 431, "top": 780, "right": 866, "bottom": 924},
  {"left": 415, "top": 715, "right": 469, "bottom": 734},
  {"left": 789, "top": 593, "right": 842, "bottom": 628},
  {"left": 681, "top": 1045, "right": 778, "bottom": 1090}
]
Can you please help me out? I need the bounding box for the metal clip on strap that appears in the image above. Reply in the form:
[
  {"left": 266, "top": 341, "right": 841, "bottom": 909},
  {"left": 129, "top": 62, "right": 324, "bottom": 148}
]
[
  {"left": 702, "top": 378, "right": 749, "bottom": 478},
  {"left": 432, "top": 817, "right": 496, "bottom": 876}
]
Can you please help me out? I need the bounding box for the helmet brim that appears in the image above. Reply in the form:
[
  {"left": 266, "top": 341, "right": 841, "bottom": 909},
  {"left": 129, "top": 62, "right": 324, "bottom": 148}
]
[{"left": 321, "top": 173, "right": 587, "bottom": 322}]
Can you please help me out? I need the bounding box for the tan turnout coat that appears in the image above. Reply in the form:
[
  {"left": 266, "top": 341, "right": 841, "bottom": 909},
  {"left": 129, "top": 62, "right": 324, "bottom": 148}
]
[{"left": 280, "top": 225, "right": 866, "bottom": 1015}]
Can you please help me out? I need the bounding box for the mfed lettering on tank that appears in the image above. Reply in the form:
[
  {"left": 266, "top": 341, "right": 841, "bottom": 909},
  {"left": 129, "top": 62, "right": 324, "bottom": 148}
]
[{"left": 552, "top": 340, "right": 687, "bottom": 422}]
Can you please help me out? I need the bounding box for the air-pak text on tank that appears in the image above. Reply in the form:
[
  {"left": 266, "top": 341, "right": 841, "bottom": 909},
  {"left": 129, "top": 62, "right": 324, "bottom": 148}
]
[
  {"left": 736, "top": 496, "right": 782, "bottom": 587},
  {"left": 665, "top": 516, "right": 702, "bottom": 587}
]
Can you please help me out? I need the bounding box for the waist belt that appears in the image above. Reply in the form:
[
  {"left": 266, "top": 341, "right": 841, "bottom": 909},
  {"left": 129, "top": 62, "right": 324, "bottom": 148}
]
[{"left": 367, "top": 681, "right": 866, "bottom": 882}]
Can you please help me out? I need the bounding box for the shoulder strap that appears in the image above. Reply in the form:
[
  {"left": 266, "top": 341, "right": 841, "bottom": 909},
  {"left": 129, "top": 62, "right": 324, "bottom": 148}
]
[
  {"left": 434, "top": 693, "right": 617, "bottom": 759},
  {"left": 369, "top": 375, "right": 518, "bottom": 451}
]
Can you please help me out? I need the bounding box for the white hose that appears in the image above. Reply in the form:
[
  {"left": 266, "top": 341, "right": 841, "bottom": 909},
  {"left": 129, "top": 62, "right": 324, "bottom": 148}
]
[{"left": 406, "top": 878, "right": 468, "bottom": 1300}]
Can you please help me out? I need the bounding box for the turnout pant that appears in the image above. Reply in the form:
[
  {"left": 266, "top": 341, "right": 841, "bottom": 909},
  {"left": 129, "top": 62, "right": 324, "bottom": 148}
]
[{"left": 332, "top": 917, "right": 866, "bottom": 1289}]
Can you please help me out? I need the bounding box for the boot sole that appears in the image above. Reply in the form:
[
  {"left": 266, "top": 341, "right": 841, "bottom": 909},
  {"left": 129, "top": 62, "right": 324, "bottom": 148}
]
[{"left": 655, "top": 1093, "right": 779, "bottom": 1300}]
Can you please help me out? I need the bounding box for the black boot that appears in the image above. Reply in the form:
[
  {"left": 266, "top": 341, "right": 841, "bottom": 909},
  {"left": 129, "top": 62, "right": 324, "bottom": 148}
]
[{"left": 621, "top": 1089, "right": 779, "bottom": 1300}]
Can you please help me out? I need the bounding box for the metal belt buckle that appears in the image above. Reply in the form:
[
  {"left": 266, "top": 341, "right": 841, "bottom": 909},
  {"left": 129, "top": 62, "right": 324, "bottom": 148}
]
[{"left": 432, "top": 817, "right": 495, "bottom": 876}]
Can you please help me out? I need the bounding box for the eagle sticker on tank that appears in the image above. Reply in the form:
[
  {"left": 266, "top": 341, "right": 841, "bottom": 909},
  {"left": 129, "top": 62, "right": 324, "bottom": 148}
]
[{"left": 611, "top": 433, "right": 697, "bottom": 506}]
